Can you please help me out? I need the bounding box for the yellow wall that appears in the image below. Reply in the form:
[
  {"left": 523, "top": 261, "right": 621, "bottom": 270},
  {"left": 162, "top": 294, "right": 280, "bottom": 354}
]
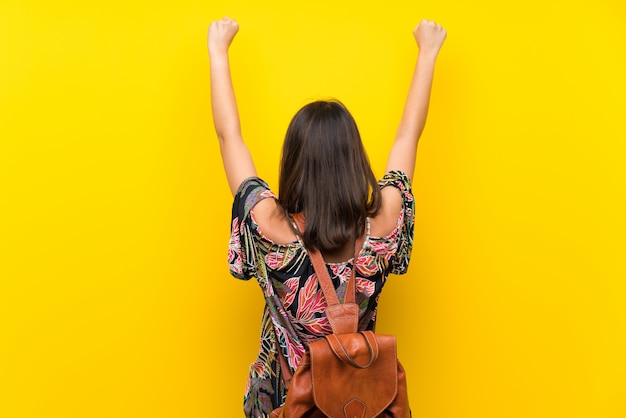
[{"left": 1, "top": 0, "right": 625, "bottom": 417}]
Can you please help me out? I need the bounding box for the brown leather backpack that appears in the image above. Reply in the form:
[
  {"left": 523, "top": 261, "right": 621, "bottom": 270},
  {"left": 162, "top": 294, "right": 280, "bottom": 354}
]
[{"left": 271, "top": 218, "right": 411, "bottom": 418}]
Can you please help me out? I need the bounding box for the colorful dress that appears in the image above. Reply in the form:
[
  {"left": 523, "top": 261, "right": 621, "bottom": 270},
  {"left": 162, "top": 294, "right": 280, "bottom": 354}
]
[{"left": 228, "top": 170, "right": 414, "bottom": 418}]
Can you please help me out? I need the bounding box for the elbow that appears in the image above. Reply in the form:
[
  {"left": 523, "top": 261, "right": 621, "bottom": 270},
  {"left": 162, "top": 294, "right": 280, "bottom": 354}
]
[
  {"left": 213, "top": 116, "right": 242, "bottom": 146},
  {"left": 215, "top": 128, "right": 243, "bottom": 148},
  {"left": 215, "top": 130, "right": 227, "bottom": 146},
  {"left": 394, "top": 129, "right": 423, "bottom": 146}
]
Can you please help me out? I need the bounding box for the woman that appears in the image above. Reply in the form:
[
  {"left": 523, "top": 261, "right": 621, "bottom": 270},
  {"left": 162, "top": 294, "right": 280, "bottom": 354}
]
[{"left": 208, "top": 17, "right": 446, "bottom": 417}]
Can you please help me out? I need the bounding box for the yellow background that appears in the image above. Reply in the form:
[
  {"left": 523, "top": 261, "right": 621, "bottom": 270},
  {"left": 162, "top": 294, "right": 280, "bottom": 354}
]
[{"left": 1, "top": 0, "right": 625, "bottom": 417}]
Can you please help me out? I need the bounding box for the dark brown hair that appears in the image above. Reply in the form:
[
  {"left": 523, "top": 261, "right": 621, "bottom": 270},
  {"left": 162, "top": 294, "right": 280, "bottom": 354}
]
[{"left": 278, "top": 100, "right": 381, "bottom": 253}]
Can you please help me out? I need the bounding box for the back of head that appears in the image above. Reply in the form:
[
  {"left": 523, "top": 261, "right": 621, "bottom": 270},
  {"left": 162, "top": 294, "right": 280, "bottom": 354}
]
[{"left": 278, "top": 100, "right": 381, "bottom": 253}]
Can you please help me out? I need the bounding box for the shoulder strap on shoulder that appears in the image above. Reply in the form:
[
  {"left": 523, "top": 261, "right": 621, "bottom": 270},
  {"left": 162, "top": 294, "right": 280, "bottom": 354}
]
[{"left": 290, "top": 213, "right": 365, "bottom": 334}]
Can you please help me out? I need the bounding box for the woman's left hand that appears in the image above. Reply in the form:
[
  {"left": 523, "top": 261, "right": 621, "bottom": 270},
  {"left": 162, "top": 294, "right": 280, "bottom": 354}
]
[{"left": 208, "top": 17, "right": 239, "bottom": 55}]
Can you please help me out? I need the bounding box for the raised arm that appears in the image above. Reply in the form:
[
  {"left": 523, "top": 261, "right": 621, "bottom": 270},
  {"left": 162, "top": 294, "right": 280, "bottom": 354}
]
[
  {"left": 208, "top": 17, "right": 256, "bottom": 195},
  {"left": 386, "top": 20, "right": 447, "bottom": 180}
]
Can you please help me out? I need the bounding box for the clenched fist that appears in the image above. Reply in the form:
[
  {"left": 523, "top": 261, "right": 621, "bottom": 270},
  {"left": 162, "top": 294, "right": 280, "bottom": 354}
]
[
  {"left": 414, "top": 19, "right": 447, "bottom": 56},
  {"left": 208, "top": 17, "right": 239, "bottom": 55}
]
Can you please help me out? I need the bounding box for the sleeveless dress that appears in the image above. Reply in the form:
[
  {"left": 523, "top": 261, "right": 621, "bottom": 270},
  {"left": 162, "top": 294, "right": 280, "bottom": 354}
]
[{"left": 228, "top": 170, "right": 414, "bottom": 418}]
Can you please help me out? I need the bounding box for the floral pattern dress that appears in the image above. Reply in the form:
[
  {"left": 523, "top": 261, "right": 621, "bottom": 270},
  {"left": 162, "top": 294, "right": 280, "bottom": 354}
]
[{"left": 228, "top": 170, "right": 414, "bottom": 418}]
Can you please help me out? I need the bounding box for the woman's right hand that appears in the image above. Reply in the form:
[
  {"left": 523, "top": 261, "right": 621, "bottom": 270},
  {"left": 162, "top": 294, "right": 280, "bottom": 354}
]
[
  {"left": 413, "top": 19, "right": 447, "bottom": 56},
  {"left": 385, "top": 19, "right": 447, "bottom": 180}
]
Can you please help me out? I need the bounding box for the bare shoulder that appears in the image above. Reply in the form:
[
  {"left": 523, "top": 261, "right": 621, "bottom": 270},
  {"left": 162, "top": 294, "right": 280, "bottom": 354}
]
[
  {"left": 250, "top": 198, "right": 298, "bottom": 244},
  {"left": 370, "top": 186, "right": 404, "bottom": 238}
]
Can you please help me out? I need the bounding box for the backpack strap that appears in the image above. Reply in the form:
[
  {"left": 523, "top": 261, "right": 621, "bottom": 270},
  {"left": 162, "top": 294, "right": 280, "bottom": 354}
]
[{"left": 290, "top": 213, "right": 365, "bottom": 334}]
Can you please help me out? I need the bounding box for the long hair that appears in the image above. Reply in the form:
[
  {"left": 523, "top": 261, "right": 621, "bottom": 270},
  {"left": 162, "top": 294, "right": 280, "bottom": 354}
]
[{"left": 278, "top": 100, "right": 381, "bottom": 253}]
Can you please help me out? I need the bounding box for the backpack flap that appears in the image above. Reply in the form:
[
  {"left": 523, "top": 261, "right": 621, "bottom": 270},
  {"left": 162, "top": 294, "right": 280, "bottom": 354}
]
[{"left": 309, "top": 331, "right": 398, "bottom": 418}]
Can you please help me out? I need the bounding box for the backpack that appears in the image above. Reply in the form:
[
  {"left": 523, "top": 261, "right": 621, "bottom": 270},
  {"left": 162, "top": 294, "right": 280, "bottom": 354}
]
[{"left": 271, "top": 218, "right": 411, "bottom": 418}]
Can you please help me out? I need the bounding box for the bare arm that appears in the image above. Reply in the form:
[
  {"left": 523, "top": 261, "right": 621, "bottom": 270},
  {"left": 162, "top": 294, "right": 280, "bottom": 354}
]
[
  {"left": 386, "top": 20, "right": 447, "bottom": 180},
  {"left": 208, "top": 17, "right": 256, "bottom": 195}
]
